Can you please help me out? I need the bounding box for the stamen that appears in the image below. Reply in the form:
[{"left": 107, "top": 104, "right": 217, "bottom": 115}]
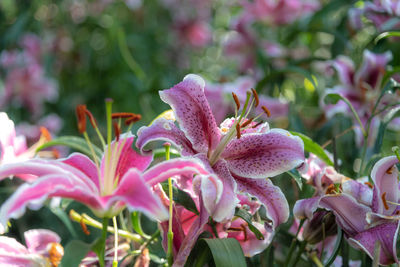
[
  {"left": 236, "top": 123, "right": 241, "bottom": 139},
  {"left": 261, "top": 106, "right": 271, "bottom": 117},
  {"left": 241, "top": 117, "right": 254, "bottom": 128},
  {"left": 40, "top": 127, "right": 52, "bottom": 141},
  {"left": 52, "top": 149, "right": 60, "bottom": 159},
  {"left": 241, "top": 224, "right": 248, "bottom": 241},
  {"left": 364, "top": 182, "right": 374, "bottom": 189},
  {"left": 76, "top": 105, "right": 87, "bottom": 133},
  {"left": 252, "top": 121, "right": 264, "bottom": 128},
  {"left": 125, "top": 114, "right": 142, "bottom": 125},
  {"left": 386, "top": 167, "right": 394, "bottom": 174},
  {"left": 48, "top": 243, "right": 64, "bottom": 267},
  {"left": 325, "top": 184, "right": 338, "bottom": 195},
  {"left": 382, "top": 192, "right": 389, "bottom": 210},
  {"left": 251, "top": 88, "right": 259, "bottom": 107},
  {"left": 113, "top": 122, "right": 121, "bottom": 141},
  {"left": 232, "top": 92, "right": 241, "bottom": 111},
  {"left": 84, "top": 109, "right": 98, "bottom": 128},
  {"left": 80, "top": 218, "right": 91, "bottom": 235}
]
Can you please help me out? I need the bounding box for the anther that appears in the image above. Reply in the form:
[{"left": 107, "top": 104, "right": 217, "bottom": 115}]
[
  {"left": 386, "top": 167, "right": 394, "bottom": 174},
  {"left": 325, "top": 184, "right": 337, "bottom": 195},
  {"left": 241, "top": 224, "right": 248, "bottom": 241},
  {"left": 261, "top": 106, "right": 271, "bottom": 117},
  {"left": 113, "top": 122, "right": 121, "bottom": 141},
  {"left": 241, "top": 118, "right": 254, "bottom": 128},
  {"left": 236, "top": 123, "right": 241, "bottom": 139},
  {"left": 84, "top": 109, "right": 98, "bottom": 128},
  {"left": 76, "top": 105, "right": 87, "bottom": 133},
  {"left": 382, "top": 192, "right": 389, "bottom": 210},
  {"left": 52, "top": 149, "right": 60, "bottom": 159},
  {"left": 40, "top": 127, "right": 52, "bottom": 141},
  {"left": 252, "top": 121, "right": 264, "bottom": 128},
  {"left": 48, "top": 243, "right": 64, "bottom": 267},
  {"left": 364, "top": 182, "right": 373, "bottom": 189},
  {"left": 125, "top": 114, "right": 142, "bottom": 125},
  {"left": 80, "top": 218, "right": 90, "bottom": 235},
  {"left": 251, "top": 88, "right": 259, "bottom": 107},
  {"left": 232, "top": 92, "right": 241, "bottom": 111}
]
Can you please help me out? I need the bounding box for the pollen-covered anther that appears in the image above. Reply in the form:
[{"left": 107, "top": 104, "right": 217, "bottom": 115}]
[
  {"left": 241, "top": 224, "right": 249, "bottom": 241},
  {"left": 325, "top": 184, "right": 338, "bottom": 195},
  {"left": 364, "top": 181, "right": 374, "bottom": 189},
  {"left": 386, "top": 166, "right": 394, "bottom": 174},
  {"left": 251, "top": 88, "right": 259, "bottom": 107},
  {"left": 113, "top": 122, "right": 121, "bottom": 142},
  {"left": 232, "top": 92, "right": 241, "bottom": 111},
  {"left": 80, "top": 218, "right": 91, "bottom": 235},
  {"left": 48, "top": 242, "right": 64, "bottom": 267},
  {"left": 125, "top": 114, "right": 142, "bottom": 125},
  {"left": 76, "top": 104, "right": 87, "bottom": 133},
  {"left": 382, "top": 192, "right": 389, "bottom": 210},
  {"left": 40, "top": 127, "right": 52, "bottom": 141},
  {"left": 52, "top": 149, "right": 60, "bottom": 159},
  {"left": 261, "top": 106, "right": 271, "bottom": 117},
  {"left": 236, "top": 123, "right": 241, "bottom": 139},
  {"left": 241, "top": 117, "right": 254, "bottom": 128}
]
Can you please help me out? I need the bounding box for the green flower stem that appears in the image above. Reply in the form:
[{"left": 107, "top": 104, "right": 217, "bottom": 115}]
[
  {"left": 99, "top": 218, "right": 109, "bottom": 267},
  {"left": 69, "top": 210, "right": 142, "bottom": 243},
  {"left": 165, "top": 143, "right": 174, "bottom": 266},
  {"left": 112, "top": 216, "right": 119, "bottom": 267},
  {"left": 284, "top": 219, "right": 305, "bottom": 267},
  {"left": 372, "top": 240, "right": 381, "bottom": 267},
  {"left": 291, "top": 241, "right": 307, "bottom": 267}
]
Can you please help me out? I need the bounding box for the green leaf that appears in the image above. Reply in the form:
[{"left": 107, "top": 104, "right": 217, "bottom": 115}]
[
  {"left": 187, "top": 238, "right": 247, "bottom": 267},
  {"left": 60, "top": 240, "right": 93, "bottom": 267},
  {"left": 50, "top": 207, "right": 78, "bottom": 239},
  {"left": 286, "top": 169, "right": 303, "bottom": 190},
  {"left": 36, "top": 136, "right": 103, "bottom": 161},
  {"left": 290, "top": 131, "right": 333, "bottom": 166},
  {"left": 161, "top": 184, "right": 199, "bottom": 215},
  {"left": 234, "top": 208, "right": 264, "bottom": 240}
]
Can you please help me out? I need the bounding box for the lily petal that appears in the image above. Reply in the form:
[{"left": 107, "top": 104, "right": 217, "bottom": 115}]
[
  {"left": 222, "top": 129, "right": 304, "bottom": 178},
  {"left": 332, "top": 56, "right": 355, "bottom": 86},
  {"left": 24, "top": 229, "right": 60, "bottom": 254},
  {"left": 61, "top": 153, "right": 100, "bottom": 190},
  {"left": 235, "top": 176, "right": 289, "bottom": 227},
  {"left": 136, "top": 118, "right": 195, "bottom": 156},
  {"left": 370, "top": 156, "right": 399, "bottom": 215},
  {"left": 143, "top": 158, "right": 209, "bottom": 186},
  {"left": 107, "top": 169, "right": 168, "bottom": 221},
  {"left": 342, "top": 180, "right": 373, "bottom": 206},
  {"left": 159, "top": 74, "right": 221, "bottom": 154},
  {"left": 319, "top": 194, "right": 371, "bottom": 236},
  {"left": 293, "top": 196, "right": 321, "bottom": 220},
  {"left": 348, "top": 221, "right": 399, "bottom": 265},
  {"left": 0, "top": 174, "right": 102, "bottom": 233}
]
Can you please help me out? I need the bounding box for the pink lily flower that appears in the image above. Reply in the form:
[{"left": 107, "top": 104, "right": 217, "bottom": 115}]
[
  {"left": 137, "top": 74, "right": 304, "bottom": 227},
  {"left": 0, "top": 133, "right": 210, "bottom": 233},
  {"left": 318, "top": 156, "right": 400, "bottom": 265},
  {"left": 0, "top": 229, "right": 63, "bottom": 266},
  {"left": 322, "top": 50, "right": 397, "bottom": 147}
]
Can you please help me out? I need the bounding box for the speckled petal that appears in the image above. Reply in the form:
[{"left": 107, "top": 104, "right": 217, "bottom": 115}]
[
  {"left": 342, "top": 179, "right": 373, "bottom": 206},
  {"left": 235, "top": 176, "right": 289, "bottom": 228},
  {"left": 221, "top": 129, "right": 304, "bottom": 178},
  {"left": 136, "top": 118, "right": 196, "bottom": 156},
  {"left": 159, "top": 74, "right": 221, "bottom": 154},
  {"left": 348, "top": 221, "right": 399, "bottom": 265}
]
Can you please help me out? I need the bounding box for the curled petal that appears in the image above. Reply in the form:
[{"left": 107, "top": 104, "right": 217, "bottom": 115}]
[
  {"left": 107, "top": 169, "right": 168, "bottom": 221},
  {"left": 136, "top": 118, "right": 195, "bottom": 156},
  {"left": 196, "top": 174, "right": 223, "bottom": 218},
  {"left": 348, "top": 221, "right": 399, "bottom": 265},
  {"left": 332, "top": 56, "right": 356, "bottom": 86},
  {"left": 342, "top": 180, "right": 373, "bottom": 206},
  {"left": 24, "top": 229, "right": 60, "bottom": 254},
  {"left": 0, "top": 175, "right": 102, "bottom": 233},
  {"left": 143, "top": 158, "right": 210, "bottom": 186},
  {"left": 235, "top": 176, "right": 289, "bottom": 227},
  {"left": 319, "top": 194, "right": 371, "bottom": 236},
  {"left": 370, "top": 156, "right": 399, "bottom": 215},
  {"left": 293, "top": 197, "right": 321, "bottom": 220},
  {"left": 61, "top": 153, "right": 100, "bottom": 190},
  {"left": 222, "top": 129, "right": 304, "bottom": 178},
  {"left": 159, "top": 74, "right": 221, "bottom": 154}
]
